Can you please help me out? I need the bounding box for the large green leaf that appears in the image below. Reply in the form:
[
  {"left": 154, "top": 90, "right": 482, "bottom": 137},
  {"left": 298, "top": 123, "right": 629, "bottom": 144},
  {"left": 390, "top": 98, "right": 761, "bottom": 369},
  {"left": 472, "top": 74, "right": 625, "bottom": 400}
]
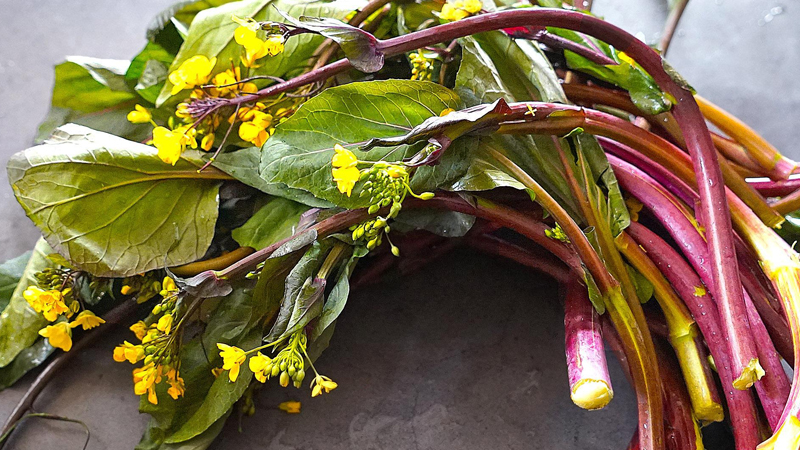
[
  {"left": 156, "top": 0, "right": 367, "bottom": 106},
  {"left": 8, "top": 124, "right": 223, "bottom": 277},
  {"left": 231, "top": 197, "right": 310, "bottom": 250},
  {"left": 213, "top": 147, "right": 333, "bottom": 208},
  {"left": 126, "top": 42, "right": 177, "bottom": 104},
  {"left": 37, "top": 57, "right": 150, "bottom": 143},
  {"left": 259, "top": 80, "right": 463, "bottom": 208},
  {"left": 0, "top": 251, "right": 31, "bottom": 311},
  {"left": 0, "top": 238, "right": 56, "bottom": 367}
]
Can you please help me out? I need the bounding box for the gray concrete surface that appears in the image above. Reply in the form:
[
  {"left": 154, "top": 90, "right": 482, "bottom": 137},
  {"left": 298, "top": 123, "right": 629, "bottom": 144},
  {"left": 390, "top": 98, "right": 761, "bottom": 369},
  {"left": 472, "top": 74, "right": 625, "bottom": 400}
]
[{"left": 0, "top": 0, "right": 796, "bottom": 449}]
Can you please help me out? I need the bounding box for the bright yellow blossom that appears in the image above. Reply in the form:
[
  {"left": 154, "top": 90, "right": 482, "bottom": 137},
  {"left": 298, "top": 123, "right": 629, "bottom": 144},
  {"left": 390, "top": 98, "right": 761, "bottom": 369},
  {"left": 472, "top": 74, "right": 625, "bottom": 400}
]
[
  {"left": 23, "top": 286, "right": 69, "bottom": 322},
  {"left": 114, "top": 341, "right": 145, "bottom": 364},
  {"left": 120, "top": 285, "right": 133, "bottom": 296},
  {"left": 279, "top": 401, "right": 302, "bottom": 414},
  {"left": 133, "top": 363, "right": 162, "bottom": 405},
  {"left": 234, "top": 26, "right": 285, "bottom": 67},
  {"left": 238, "top": 111, "right": 273, "bottom": 147},
  {"left": 310, "top": 375, "right": 338, "bottom": 397},
  {"left": 201, "top": 133, "right": 215, "bottom": 151},
  {"left": 166, "top": 369, "right": 185, "bottom": 400},
  {"left": 440, "top": 0, "right": 482, "bottom": 21},
  {"left": 169, "top": 55, "right": 217, "bottom": 95},
  {"left": 39, "top": 322, "right": 73, "bottom": 352},
  {"left": 331, "top": 144, "right": 360, "bottom": 197},
  {"left": 160, "top": 277, "right": 178, "bottom": 297},
  {"left": 152, "top": 126, "right": 197, "bottom": 165},
  {"left": 70, "top": 310, "right": 105, "bottom": 330},
  {"left": 248, "top": 352, "right": 272, "bottom": 383},
  {"left": 127, "top": 104, "right": 153, "bottom": 124},
  {"left": 217, "top": 343, "right": 247, "bottom": 382},
  {"left": 129, "top": 321, "right": 148, "bottom": 341},
  {"left": 157, "top": 314, "right": 173, "bottom": 334}
]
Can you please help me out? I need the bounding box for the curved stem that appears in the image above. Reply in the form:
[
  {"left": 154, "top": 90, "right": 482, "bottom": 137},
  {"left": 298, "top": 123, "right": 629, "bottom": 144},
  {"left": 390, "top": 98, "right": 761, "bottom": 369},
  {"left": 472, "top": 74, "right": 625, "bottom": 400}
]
[
  {"left": 0, "top": 299, "right": 140, "bottom": 446},
  {"left": 658, "top": 0, "right": 689, "bottom": 56}
]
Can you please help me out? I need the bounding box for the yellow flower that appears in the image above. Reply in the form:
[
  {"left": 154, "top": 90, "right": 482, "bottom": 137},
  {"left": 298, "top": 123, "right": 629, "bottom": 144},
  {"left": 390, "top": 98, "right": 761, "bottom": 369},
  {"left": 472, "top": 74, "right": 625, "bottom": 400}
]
[
  {"left": 332, "top": 166, "right": 360, "bottom": 197},
  {"left": 152, "top": 126, "right": 197, "bottom": 165},
  {"left": 217, "top": 343, "right": 247, "bottom": 382},
  {"left": 166, "top": 369, "right": 185, "bottom": 400},
  {"left": 24, "top": 287, "right": 70, "bottom": 322},
  {"left": 70, "top": 310, "right": 105, "bottom": 330},
  {"left": 234, "top": 25, "right": 285, "bottom": 67},
  {"left": 127, "top": 104, "right": 153, "bottom": 124},
  {"left": 331, "top": 144, "right": 360, "bottom": 197},
  {"left": 120, "top": 285, "right": 134, "bottom": 296},
  {"left": 248, "top": 352, "right": 272, "bottom": 383},
  {"left": 133, "top": 363, "right": 162, "bottom": 405},
  {"left": 310, "top": 375, "right": 338, "bottom": 397},
  {"left": 39, "top": 322, "right": 72, "bottom": 352},
  {"left": 114, "top": 341, "right": 145, "bottom": 363},
  {"left": 160, "top": 276, "right": 178, "bottom": 297},
  {"left": 157, "top": 314, "right": 173, "bottom": 334},
  {"left": 130, "top": 321, "right": 148, "bottom": 341},
  {"left": 238, "top": 111, "right": 273, "bottom": 147},
  {"left": 279, "top": 401, "right": 301, "bottom": 414},
  {"left": 439, "top": 0, "right": 482, "bottom": 21},
  {"left": 201, "top": 134, "right": 215, "bottom": 152},
  {"left": 332, "top": 144, "right": 358, "bottom": 169},
  {"left": 169, "top": 55, "right": 217, "bottom": 95}
]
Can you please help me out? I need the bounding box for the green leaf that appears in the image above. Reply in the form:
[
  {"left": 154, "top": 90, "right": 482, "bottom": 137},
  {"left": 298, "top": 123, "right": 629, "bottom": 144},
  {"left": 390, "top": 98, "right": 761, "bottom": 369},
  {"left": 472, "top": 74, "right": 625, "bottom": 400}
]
[
  {"left": 165, "top": 328, "right": 259, "bottom": 443},
  {"left": 627, "top": 264, "right": 654, "bottom": 304},
  {"left": 156, "top": 0, "right": 367, "bottom": 106},
  {"left": 213, "top": 146, "right": 333, "bottom": 208},
  {"left": 127, "top": 42, "right": 177, "bottom": 104},
  {"left": 0, "top": 238, "right": 57, "bottom": 367},
  {"left": 138, "top": 409, "right": 230, "bottom": 450},
  {"left": 311, "top": 246, "right": 366, "bottom": 340},
  {"left": 232, "top": 197, "right": 310, "bottom": 250},
  {"left": 266, "top": 241, "right": 330, "bottom": 342},
  {"left": 37, "top": 57, "right": 150, "bottom": 142},
  {"left": 259, "top": 80, "right": 462, "bottom": 209},
  {"left": 8, "top": 124, "right": 222, "bottom": 277},
  {"left": 0, "top": 251, "right": 31, "bottom": 311},
  {"left": 0, "top": 339, "right": 54, "bottom": 390},
  {"left": 393, "top": 209, "right": 475, "bottom": 238},
  {"left": 546, "top": 28, "right": 672, "bottom": 115}
]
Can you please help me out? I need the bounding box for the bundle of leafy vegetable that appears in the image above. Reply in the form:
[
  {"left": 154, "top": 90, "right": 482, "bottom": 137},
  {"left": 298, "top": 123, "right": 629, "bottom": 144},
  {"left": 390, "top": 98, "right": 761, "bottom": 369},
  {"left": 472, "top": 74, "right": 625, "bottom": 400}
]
[{"left": 2, "top": 0, "right": 799, "bottom": 449}]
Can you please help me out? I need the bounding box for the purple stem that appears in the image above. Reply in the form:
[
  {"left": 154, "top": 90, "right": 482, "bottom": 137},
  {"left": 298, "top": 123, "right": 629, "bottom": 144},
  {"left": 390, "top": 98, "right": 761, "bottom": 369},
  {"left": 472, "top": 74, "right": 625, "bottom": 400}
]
[
  {"left": 745, "top": 292, "right": 791, "bottom": 431},
  {"left": 602, "top": 138, "right": 794, "bottom": 364},
  {"left": 748, "top": 176, "right": 800, "bottom": 198},
  {"left": 626, "top": 221, "right": 761, "bottom": 449},
  {"left": 564, "top": 278, "right": 614, "bottom": 410}
]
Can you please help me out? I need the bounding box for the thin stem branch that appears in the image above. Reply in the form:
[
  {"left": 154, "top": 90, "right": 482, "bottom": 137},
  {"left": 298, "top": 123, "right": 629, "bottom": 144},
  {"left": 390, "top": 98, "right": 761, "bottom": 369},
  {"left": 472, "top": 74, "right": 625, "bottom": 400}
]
[{"left": 658, "top": 0, "right": 689, "bottom": 56}]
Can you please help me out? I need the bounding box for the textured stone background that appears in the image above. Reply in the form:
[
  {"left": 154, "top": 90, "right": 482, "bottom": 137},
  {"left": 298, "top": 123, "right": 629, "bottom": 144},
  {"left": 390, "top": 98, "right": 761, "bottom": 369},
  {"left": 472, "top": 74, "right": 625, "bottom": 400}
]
[{"left": 0, "top": 0, "right": 796, "bottom": 448}]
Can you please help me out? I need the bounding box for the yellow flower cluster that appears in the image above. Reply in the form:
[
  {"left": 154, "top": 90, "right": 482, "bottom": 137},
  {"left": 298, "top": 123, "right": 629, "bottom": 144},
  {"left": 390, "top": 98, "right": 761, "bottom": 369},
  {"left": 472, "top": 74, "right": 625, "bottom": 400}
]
[
  {"left": 24, "top": 274, "right": 105, "bottom": 353},
  {"left": 232, "top": 15, "right": 285, "bottom": 68},
  {"left": 439, "top": 0, "right": 482, "bottom": 21},
  {"left": 330, "top": 144, "right": 434, "bottom": 252},
  {"left": 215, "top": 330, "right": 337, "bottom": 399},
  {"left": 113, "top": 277, "right": 184, "bottom": 405}
]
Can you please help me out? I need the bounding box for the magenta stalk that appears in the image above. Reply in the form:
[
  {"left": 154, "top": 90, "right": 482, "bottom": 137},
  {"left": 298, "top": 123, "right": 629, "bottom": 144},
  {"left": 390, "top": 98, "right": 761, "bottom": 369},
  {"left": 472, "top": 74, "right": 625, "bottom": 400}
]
[
  {"left": 564, "top": 278, "right": 613, "bottom": 410},
  {"left": 626, "top": 221, "right": 762, "bottom": 449}
]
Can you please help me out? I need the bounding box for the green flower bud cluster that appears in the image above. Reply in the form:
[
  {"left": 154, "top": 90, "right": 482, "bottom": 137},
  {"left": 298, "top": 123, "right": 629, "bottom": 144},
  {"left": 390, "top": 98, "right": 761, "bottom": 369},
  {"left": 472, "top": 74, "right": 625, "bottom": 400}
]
[
  {"left": 35, "top": 267, "right": 72, "bottom": 291},
  {"left": 254, "top": 331, "right": 308, "bottom": 389},
  {"left": 120, "top": 272, "right": 163, "bottom": 304},
  {"left": 545, "top": 223, "right": 570, "bottom": 243}
]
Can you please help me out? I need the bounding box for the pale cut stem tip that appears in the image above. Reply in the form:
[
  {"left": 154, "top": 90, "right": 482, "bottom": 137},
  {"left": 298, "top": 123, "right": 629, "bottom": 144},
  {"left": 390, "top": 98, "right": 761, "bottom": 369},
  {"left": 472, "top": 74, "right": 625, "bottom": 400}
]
[
  {"left": 571, "top": 379, "right": 613, "bottom": 410},
  {"left": 732, "top": 358, "right": 765, "bottom": 390}
]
